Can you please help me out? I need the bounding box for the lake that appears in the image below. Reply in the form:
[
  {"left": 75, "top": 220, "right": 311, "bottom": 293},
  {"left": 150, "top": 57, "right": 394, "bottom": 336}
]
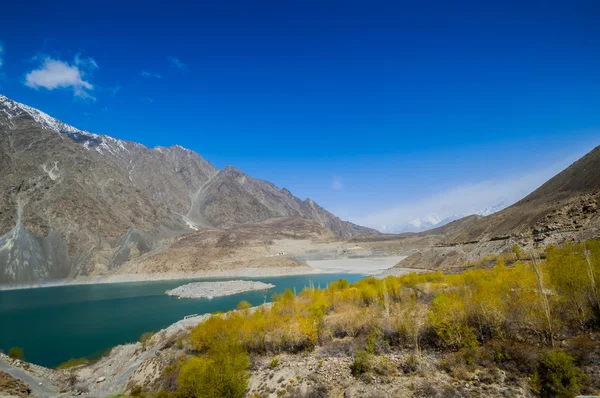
[{"left": 0, "top": 274, "right": 363, "bottom": 368}]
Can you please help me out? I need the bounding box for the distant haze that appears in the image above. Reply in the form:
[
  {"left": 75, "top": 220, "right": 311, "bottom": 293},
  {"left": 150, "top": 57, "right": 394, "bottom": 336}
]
[{"left": 350, "top": 153, "right": 582, "bottom": 233}]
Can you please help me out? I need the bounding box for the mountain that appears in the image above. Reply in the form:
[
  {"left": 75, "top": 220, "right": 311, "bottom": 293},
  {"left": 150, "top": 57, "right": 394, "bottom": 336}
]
[
  {"left": 392, "top": 145, "right": 600, "bottom": 270},
  {"left": 387, "top": 203, "right": 507, "bottom": 233},
  {"left": 444, "top": 146, "right": 600, "bottom": 245},
  {"left": 0, "top": 94, "right": 376, "bottom": 284}
]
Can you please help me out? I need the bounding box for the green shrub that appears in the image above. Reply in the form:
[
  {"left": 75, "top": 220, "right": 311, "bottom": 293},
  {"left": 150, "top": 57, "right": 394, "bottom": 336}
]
[
  {"left": 176, "top": 340, "right": 249, "bottom": 398},
  {"left": 350, "top": 350, "right": 371, "bottom": 376},
  {"left": 140, "top": 331, "right": 155, "bottom": 346},
  {"left": 401, "top": 354, "right": 420, "bottom": 374},
  {"left": 56, "top": 357, "right": 88, "bottom": 369},
  {"left": 512, "top": 245, "right": 524, "bottom": 260},
  {"left": 536, "top": 350, "right": 585, "bottom": 398},
  {"left": 130, "top": 384, "right": 143, "bottom": 396},
  {"left": 270, "top": 356, "right": 279, "bottom": 368},
  {"left": 8, "top": 347, "right": 24, "bottom": 360},
  {"left": 366, "top": 328, "right": 383, "bottom": 354},
  {"left": 236, "top": 300, "right": 252, "bottom": 311},
  {"left": 373, "top": 357, "right": 397, "bottom": 376}
]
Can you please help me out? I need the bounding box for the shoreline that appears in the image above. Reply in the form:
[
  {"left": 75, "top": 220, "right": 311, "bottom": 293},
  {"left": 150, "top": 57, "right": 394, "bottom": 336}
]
[
  {"left": 0, "top": 255, "right": 428, "bottom": 291},
  {"left": 0, "top": 266, "right": 323, "bottom": 291}
]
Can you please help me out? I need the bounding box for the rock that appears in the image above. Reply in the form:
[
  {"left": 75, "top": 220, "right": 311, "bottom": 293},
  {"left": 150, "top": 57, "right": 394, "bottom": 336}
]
[{"left": 96, "top": 376, "right": 106, "bottom": 383}]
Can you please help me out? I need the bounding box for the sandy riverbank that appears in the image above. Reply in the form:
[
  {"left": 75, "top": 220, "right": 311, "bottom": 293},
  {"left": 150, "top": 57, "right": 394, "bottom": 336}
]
[
  {"left": 306, "top": 255, "right": 411, "bottom": 275},
  {"left": 166, "top": 280, "right": 276, "bottom": 299}
]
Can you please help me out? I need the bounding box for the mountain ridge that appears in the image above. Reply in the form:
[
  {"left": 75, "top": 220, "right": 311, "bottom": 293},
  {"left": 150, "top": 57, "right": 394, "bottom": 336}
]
[{"left": 0, "top": 93, "right": 376, "bottom": 284}]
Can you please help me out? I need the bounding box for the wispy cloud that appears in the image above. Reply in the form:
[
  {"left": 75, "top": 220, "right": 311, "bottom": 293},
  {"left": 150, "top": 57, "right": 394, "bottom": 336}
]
[
  {"left": 140, "top": 71, "right": 161, "bottom": 78},
  {"left": 352, "top": 155, "right": 578, "bottom": 233},
  {"left": 0, "top": 41, "right": 4, "bottom": 69},
  {"left": 167, "top": 56, "right": 187, "bottom": 71},
  {"left": 331, "top": 175, "right": 343, "bottom": 191},
  {"left": 25, "top": 54, "right": 97, "bottom": 100},
  {"left": 74, "top": 53, "right": 98, "bottom": 70},
  {"left": 141, "top": 97, "right": 154, "bottom": 103}
]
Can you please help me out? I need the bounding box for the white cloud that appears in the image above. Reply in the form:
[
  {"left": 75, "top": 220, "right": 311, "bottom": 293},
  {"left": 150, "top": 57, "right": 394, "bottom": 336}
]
[
  {"left": 25, "top": 55, "right": 96, "bottom": 100},
  {"left": 331, "top": 176, "right": 343, "bottom": 191},
  {"left": 352, "top": 155, "right": 578, "bottom": 233},
  {"left": 167, "top": 56, "right": 187, "bottom": 71},
  {"left": 140, "top": 71, "right": 161, "bottom": 78}
]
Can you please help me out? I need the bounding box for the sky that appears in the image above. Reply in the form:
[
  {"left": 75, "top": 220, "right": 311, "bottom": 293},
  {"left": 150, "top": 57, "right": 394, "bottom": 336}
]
[{"left": 0, "top": 0, "right": 599, "bottom": 231}]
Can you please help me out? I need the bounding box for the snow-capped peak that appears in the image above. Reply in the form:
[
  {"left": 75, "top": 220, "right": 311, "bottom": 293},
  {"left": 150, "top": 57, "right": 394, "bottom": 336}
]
[
  {"left": 0, "top": 93, "right": 141, "bottom": 156},
  {"left": 0, "top": 94, "right": 92, "bottom": 137},
  {"left": 408, "top": 214, "right": 441, "bottom": 229},
  {"left": 385, "top": 202, "right": 508, "bottom": 233}
]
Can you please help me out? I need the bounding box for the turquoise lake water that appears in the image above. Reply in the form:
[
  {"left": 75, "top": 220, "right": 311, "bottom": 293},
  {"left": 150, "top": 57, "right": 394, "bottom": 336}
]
[{"left": 0, "top": 273, "right": 362, "bottom": 367}]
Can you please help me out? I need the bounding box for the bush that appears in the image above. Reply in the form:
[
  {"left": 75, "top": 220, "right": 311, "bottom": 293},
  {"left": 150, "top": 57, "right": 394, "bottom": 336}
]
[
  {"left": 401, "top": 354, "right": 420, "bottom": 374},
  {"left": 236, "top": 300, "right": 252, "bottom": 311},
  {"left": 536, "top": 350, "right": 585, "bottom": 398},
  {"left": 270, "top": 356, "right": 279, "bottom": 368},
  {"left": 512, "top": 245, "right": 524, "bottom": 260},
  {"left": 8, "top": 347, "right": 24, "bottom": 360},
  {"left": 140, "top": 331, "right": 155, "bottom": 346},
  {"left": 350, "top": 350, "right": 372, "bottom": 376},
  {"left": 130, "top": 384, "right": 143, "bottom": 396},
  {"left": 373, "top": 357, "right": 397, "bottom": 377},
  {"left": 176, "top": 340, "right": 249, "bottom": 398},
  {"left": 56, "top": 357, "right": 88, "bottom": 369}
]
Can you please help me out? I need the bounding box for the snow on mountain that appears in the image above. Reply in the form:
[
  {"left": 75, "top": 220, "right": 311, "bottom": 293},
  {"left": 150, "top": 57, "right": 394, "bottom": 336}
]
[
  {"left": 0, "top": 93, "right": 140, "bottom": 156},
  {"left": 388, "top": 202, "right": 507, "bottom": 233}
]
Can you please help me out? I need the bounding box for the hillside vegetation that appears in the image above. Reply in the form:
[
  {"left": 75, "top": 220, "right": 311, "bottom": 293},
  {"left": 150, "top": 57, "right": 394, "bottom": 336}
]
[{"left": 136, "top": 240, "right": 600, "bottom": 398}]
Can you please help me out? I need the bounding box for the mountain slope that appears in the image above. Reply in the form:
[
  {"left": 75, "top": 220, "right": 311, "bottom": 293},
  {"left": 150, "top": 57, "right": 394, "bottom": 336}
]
[
  {"left": 0, "top": 94, "right": 375, "bottom": 284},
  {"left": 444, "top": 145, "right": 600, "bottom": 245},
  {"left": 187, "top": 166, "right": 375, "bottom": 236},
  {"left": 389, "top": 203, "right": 506, "bottom": 233}
]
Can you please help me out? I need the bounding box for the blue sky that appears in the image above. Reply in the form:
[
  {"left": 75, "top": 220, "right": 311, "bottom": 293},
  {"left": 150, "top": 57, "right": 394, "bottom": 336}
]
[{"left": 0, "top": 0, "right": 599, "bottom": 231}]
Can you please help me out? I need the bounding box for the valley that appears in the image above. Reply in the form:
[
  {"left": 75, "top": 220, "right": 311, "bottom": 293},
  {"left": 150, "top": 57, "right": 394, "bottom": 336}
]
[{"left": 1, "top": 94, "right": 600, "bottom": 397}]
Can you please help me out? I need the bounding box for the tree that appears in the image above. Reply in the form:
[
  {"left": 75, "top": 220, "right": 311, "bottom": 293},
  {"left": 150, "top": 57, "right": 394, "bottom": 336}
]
[
  {"left": 8, "top": 347, "right": 24, "bottom": 360},
  {"left": 512, "top": 245, "right": 524, "bottom": 260},
  {"left": 531, "top": 254, "right": 554, "bottom": 346},
  {"left": 546, "top": 242, "right": 599, "bottom": 327}
]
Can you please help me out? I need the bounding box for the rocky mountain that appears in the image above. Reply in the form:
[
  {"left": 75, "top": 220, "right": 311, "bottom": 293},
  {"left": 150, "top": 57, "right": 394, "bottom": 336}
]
[
  {"left": 388, "top": 203, "right": 507, "bottom": 233},
  {"left": 380, "top": 145, "right": 600, "bottom": 271},
  {"left": 187, "top": 165, "right": 373, "bottom": 236},
  {"left": 0, "top": 94, "right": 375, "bottom": 284},
  {"left": 444, "top": 146, "right": 600, "bottom": 245}
]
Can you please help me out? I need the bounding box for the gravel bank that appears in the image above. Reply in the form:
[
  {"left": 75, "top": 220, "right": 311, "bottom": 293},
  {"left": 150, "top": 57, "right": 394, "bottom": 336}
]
[{"left": 165, "top": 280, "right": 275, "bottom": 299}]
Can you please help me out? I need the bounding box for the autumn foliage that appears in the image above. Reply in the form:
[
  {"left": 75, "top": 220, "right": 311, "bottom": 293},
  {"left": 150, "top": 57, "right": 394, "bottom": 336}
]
[{"left": 165, "top": 239, "right": 600, "bottom": 397}]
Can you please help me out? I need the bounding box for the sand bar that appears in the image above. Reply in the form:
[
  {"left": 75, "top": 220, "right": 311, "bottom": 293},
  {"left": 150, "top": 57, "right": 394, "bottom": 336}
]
[{"left": 166, "top": 280, "right": 275, "bottom": 299}]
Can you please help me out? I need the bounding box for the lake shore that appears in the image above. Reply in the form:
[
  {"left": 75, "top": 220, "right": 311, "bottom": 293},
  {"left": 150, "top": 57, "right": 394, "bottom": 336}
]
[
  {"left": 0, "top": 266, "right": 319, "bottom": 291},
  {"left": 0, "top": 255, "right": 426, "bottom": 291}
]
